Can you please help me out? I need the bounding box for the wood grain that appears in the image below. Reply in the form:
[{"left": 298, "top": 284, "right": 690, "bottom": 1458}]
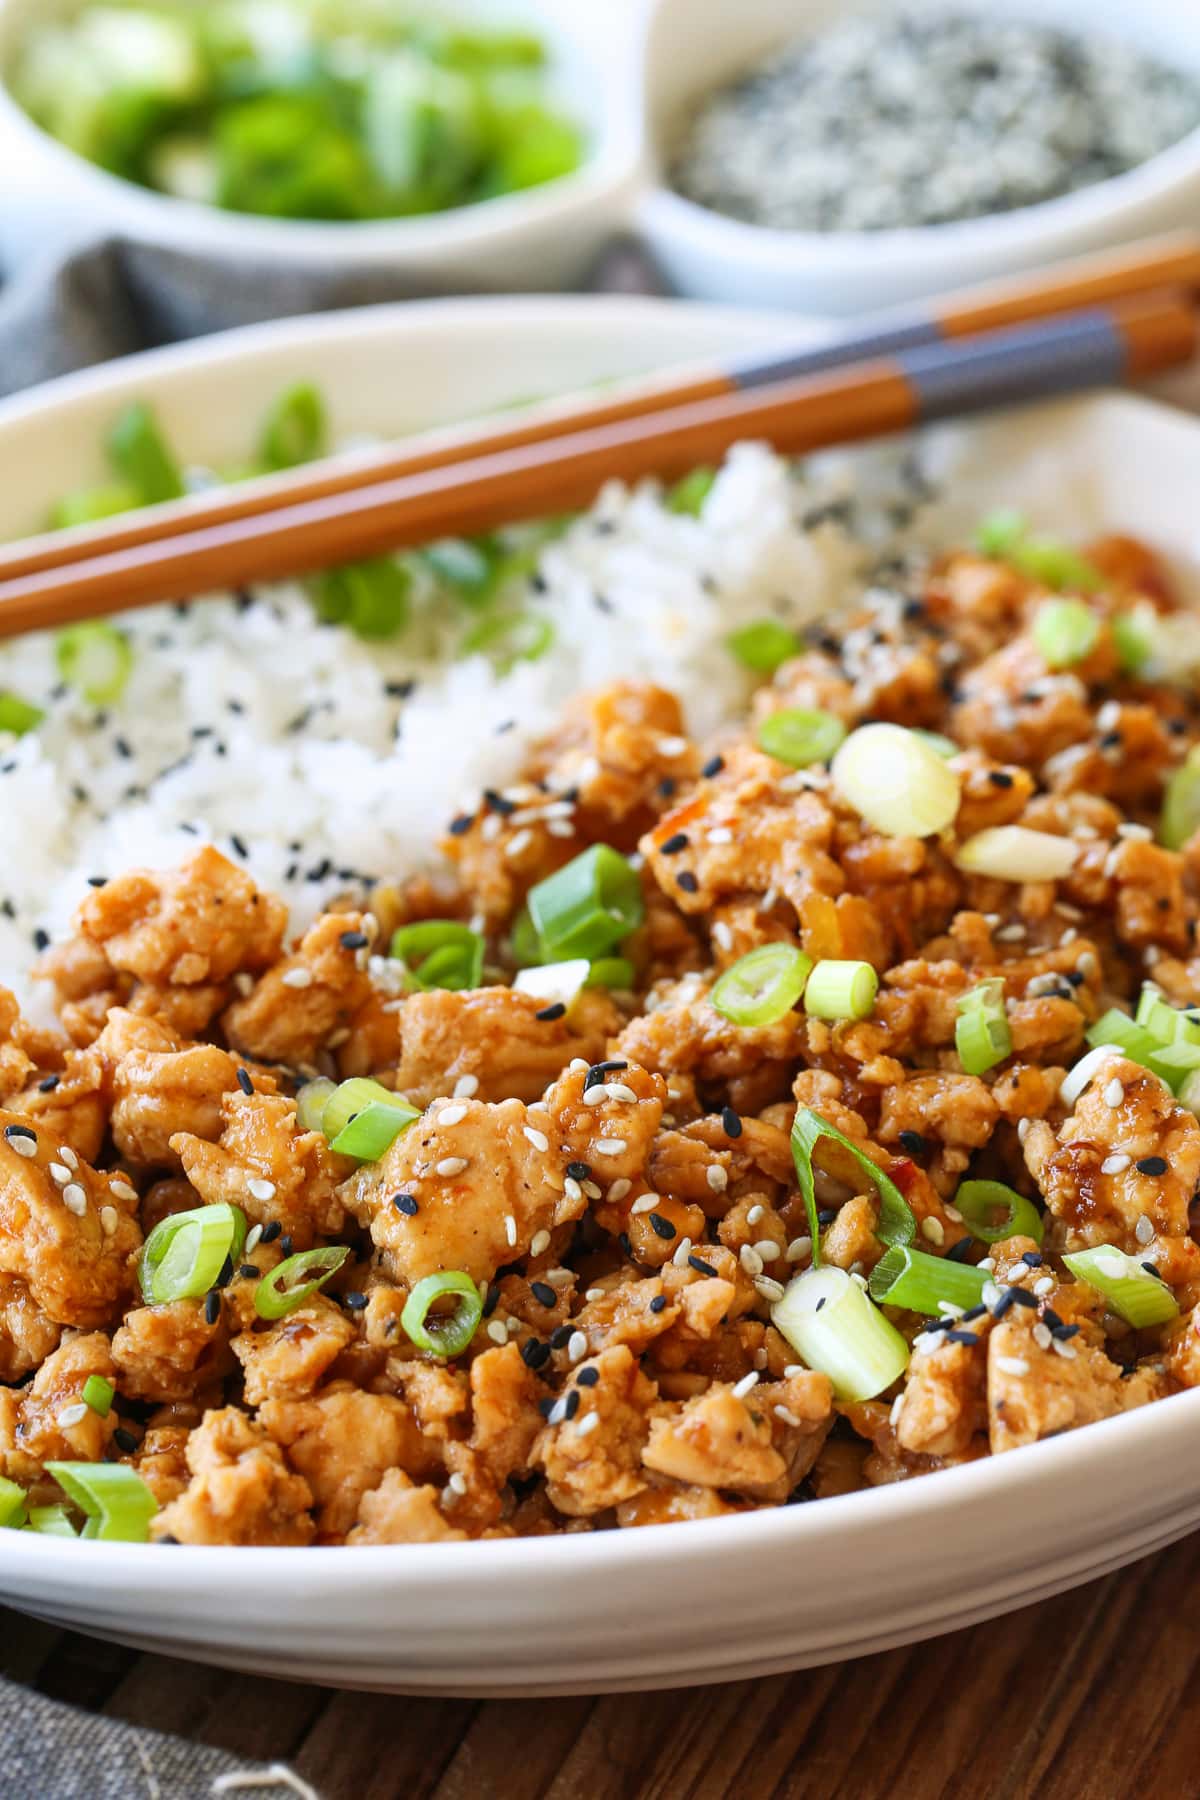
[{"left": 4, "top": 1536, "right": 1198, "bottom": 1798}]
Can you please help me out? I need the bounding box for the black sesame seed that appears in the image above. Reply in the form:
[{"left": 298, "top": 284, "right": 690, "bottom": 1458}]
[
  {"left": 86, "top": 876, "right": 108, "bottom": 888},
  {"left": 576, "top": 1366, "right": 600, "bottom": 1387},
  {"left": 530, "top": 1281, "right": 557, "bottom": 1307},
  {"left": 343, "top": 1292, "right": 368, "bottom": 1311},
  {"left": 215, "top": 1255, "right": 235, "bottom": 1289},
  {"left": 1021, "top": 1250, "right": 1043, "bottom": 1267},
  {"left": 1135, "top": 1156, "right": 1168, "bottom": 1176},
  {"left": 677, "top": 871, "right": 700, "bottom": 893},
  {"left": 991, "top": 1289, "right": 1019, "bottom": 1318},
  {"left": 32, "top": 928, "right": 50, "bottom": 952},
  {"left": 393, "top": 1193, "right": 419, "bottom": 1217},
  {"left": 702, "top": 754, "right": 725, "bottom": 779},
  {"left": 660, "top": 832, "right": 690, "bottom": 855},
  {"left": 113, "top": 1427, "right": 138, "bottom": 1454},
  {"left": 897, "top": 1130, "right": 927, "bottom": 1155},
  {"left": 448, "top": 813, "right": 474, "bottom": 837},
  {"left": 1142, "top": 1260, "right": 1163, "bottom": 1279},
  {"left": 1041, "top": 1308, "right": 1065, "bottom": 1332},
  {"left": 688, "top": 1254, "right": 718, "bottom": 1277},
  {"left": 483, "top": 788, "right": 516, "bottom": 816},
  {"left": 236, "top": 1067, "right": 254, "bottom": 1097},
  {"left": 37, "top": 1074, "right": 61, "bottom": 1093},
  {"left": 649, "top": 1294, "right": 667, "bottom": 1314},
  {"left": 483, "top": 1288, "right": 501, "bottom": 1318},
  {"left": 239, "top": 1264, "right": 261, "bottom": 1280},
  {"left": 648, "top": 1211, "right": 677, "bottom": 1241},
  {"left": 987, "top": 770, "right": 1015, "bottom": 788},
  {"left": 279, "top": 1235, "right": 293, "bottom": 1258},
  {"left": 1052, "top": 1322, "right": 1080, "bottom": 1342},
  {"left": 945, "top": 1329, "right": 979, "bottom": 1346},
  {"left": 230, "top": 833, "right": 249, "bottom": 859},
  {"left": 339, "top": 930, "right": 369, "bottom": 951},
  {"left": 3, "top": 1124, "right": 35, "bottom": 1142},
  {"left": 959, "top": 1303, "right": 988, "bottom": 1323},
  {"left": 204, "top": 1291, "right": 220, "bottom": 1325},
  {"left": 521, "top": 1338, "right": 550, "bottom": 1370},
  {"left": 815, "top": 1296, "right": 826, "bottom": 1313},
  {"left": 536, "top": 1002, "right": 567, "bottom": 1022},
  {"left": 538, "top": 1397, "right": 556, "bottom": 1419},
  {"left": 618, "top": 1232, "right": 633, "bottom": 1258},
  {"left": 817, "top": 1208, "right": 837, "bottom": 1226},
  {"left": 658, "top": 777, "right": 677, "bottom": 799},
  {"left": 564, "top": 1390, "right": 581, "bottom": 1421},
  {"left": 721, "top": 1105, "right": 743, "bottom": 1139},
  {"left": 260, "top": 1221, "right": 282, "bottom": 1244},
  {"left": 945, "top": 1238, "right": 975, "bottom": 1263},
  {"left": 584, "top": 1060, "right": 628, "bottom": 1090},
  {"left": 550, "top": 1324, "right": 573, "bottom": 1349},
  {"left": 1005, "top": 1286, "right": 1039, "bottom": 1310},
  {"left": 566, "top": 1161, "right": 592, "bottom": 1181}
]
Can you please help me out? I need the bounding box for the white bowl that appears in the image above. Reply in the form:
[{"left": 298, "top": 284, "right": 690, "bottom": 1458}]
[
  {"left": 0, "top": 0, "right": 647, "bottom": 293},
  {"left": 638, "top": 0, "right": 1200, "bottom": 313},
  {"left": 1, "top": 295, "right": 1199, "bottom": 1694}
]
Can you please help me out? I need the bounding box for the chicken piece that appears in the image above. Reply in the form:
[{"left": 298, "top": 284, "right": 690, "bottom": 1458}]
[
  {"left": 569, "top": 1274, "right": 685, "bottom": 1359},
  {"left": 616, "top": 1483, "right": 748, "bottom": 1528},
  {"left": 95, "top": 1009, "right": 242, "bottom": 1167},
  {"left": 172, "top": 1091, "right": 346, "bottom": 1249},
  {"left": 1108, "top": 837, "right": 1190, "bottom": 954},
  {"left": 640, "top": 743, "right": 842, "bottom": 917},
  {"left": 231, "top": 1297, "right": 356, "bottom": 1406},
  {"left": 384, "top": 985, "right": 617, "bottom": 1108},
  {"left": 1022, "top": 1057, "right": 1200, "bottom": 1252},
  {"left": 897, "top": 1328, "right": 990, "bottom": 1458},
  {"left": 464, "top": 1342, "right": 543, "bottom": 1487},
  {"left": 222, "top": 910, "right": 377, "bottom": 1069},
  {"left": 642, "top": 1382, "right": 789, "bottom": 1500},
  {"left": 878, "top": 1073, "right": 1000, "bottom": 1151},
  {"left": 132, "top": 1423, "right": 192, "bottom": 1507},
  {"left": 615, "top": 972, "right": 806, "bottom": 1107},
  {"left": 543, "top": 1058, "right": 666, "bottom": 1187},
  {"left": 0, "top": 1333, "right": 117, "bottom": 1483},
  {"left": 392, "top": 1362, "right": 470, "bottom": 1441},
  {"left": 347, "top": 1469, "right": 467, "bottom": 1545},
  {"left": 766, "top": 1371, "right": 837, "bottom": 1487},
  {"left": 533, "top": 1344, "right": 656, "bottom": 1516},
  {"left": 74, "top": 846, "right": 286, "bottom": 987},
  {"left": 0, "top": 1112, "right": 140, "bottom": 1328},
  {"left": 111, "top": 1300, "right": 229, "bottom": 1404},
  {"left": 987, "top": 1311, "right": 1164, "bottom": 1453},
  {"left": 538, "top": 681, "right": 699, "bottom": 831},
  {"left": 152, "top": 1406, "right": 314, "bottom": 1546},
  {"left": 5, "top": 1044, "right": 107, "bottom": 1168},
  {"left": 259, "top": 1384, "right": 438, "bottom": 1537},
  {"left": 950, "top": 637, "right": 1098, "bottom": 771},
  {"left": 0, "top": 1274, "right": 60, "bottom": 1382},
  {"left": 340, "top": 1092, "right": 591, "bottom": 1287}
]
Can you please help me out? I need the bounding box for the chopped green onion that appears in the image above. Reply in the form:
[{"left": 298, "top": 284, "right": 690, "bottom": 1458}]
[
  {"left": 868, "top": 1244, "right": 988, "bottom": 1315},
  {"left": 460, "top": 610, "right": 554, "bottom": 672},
  {"left": 26, "top": 1505, "right": 78, "bottom": 1537},
  {"left": 55, "top": 622, "right": 134, "bottom": 706},
  {"left": 1010, "top": 537, "right": 1102, "bottom": 593},
  {"left": 0, "top": 1477, "right": 27, "bottom": 1530},
  {"left": 320, "top": 1078, "right": 399, "bottom": 1140},
  {"left": 0, "top": 692, "right": 45, "bottom": 737},
  {"left": 46, "top": 1461, "right": 158, "bottom": 1542},
  {"left": 585, "top": 957, "right": 636, "bottom": 990},
  {"left": 955, "top": 825, "right": 1077, "bottom": 882},
  {"left": 421, "top": 536, "right": 502, "bottom": 601},
  {"left": 665, "top": 466, "right": 716, "bottom": 516},
  {"left": 911, "top": 730, "right": 959, "bottom": 758},
  {"left": 50, "top": 484, "right": 140, "bottom": 531},
  {"left": 314, "top": 557, "right": 411, "bottom": 640},
  {"left": 711, "top": 944, "right": 812, "bottom": 1027},
  {"left": 139, "top": 1202, "right": 247, "bottom": 1305},
  {"left": 296, "top": 1077, "right": 337, "bottom": 1133},
  {"left": 254, "top": 1245, "right": 350, "bottom": 1320},
  {"left": 390, "top": 920, "right": 483, "bottom": 992},
  {"left": 772, "top": 1265, "right": 909, "bottom": 1402},
  {"left": 976, "top": 507, "right": 1027, "bottom": 556},
  {"left": 509, "top": 905, "right": 543, "bottom": 968},
  {"left": 258, "top": 382, "right": 327, "bottom": 472},
  {"left": 1063, "top": 1245, "right": 1179, "bottom": 1328},
  {"left": 727, "top": 621, "right": 798, "bottom": 675},
  {"left": 106, "top": 401, "right": 184, "bottom": 505},
  {"left": 401, "top": 1270, "right": 484, "bottom": 1358},
  {"left": 1177, "top": 1068, "right": 1200, "bottom": 1118},
  {"left": 82, "top": 1375, "right": 114, "bottom": 1418},
  {"left": 1032, "top": 598, "right": 1100, "bottom": 668},
  {"left": 758, "top": 707, "right": 847, "bottom": 768},
  {"left": 954, "top": 1179, "right": 1044, "bottom": 1246},
  {"left": 1135, "top": 982, "right": 1200, "bottom": 1050},
  {"left": 832, "top": 723, "right": 961, "bottom": 838},
  {"left": 1161, "top": 749, "right": 1200, "bottom": 852},
  {"left": 1112, "top": 605, "right": 1156, "bottom": 674},
  {"left": 803, "top": 959, "right": 878, "bottom": 1022},
  {"left": 791, "top": 1107, "right": 915, "bottom": 1270},
  {"left": 1085, "top": 1010, "right": 1194, "bottom": 1090},
  {"left": 955, "top": 978, "right": 1012, "bottom": 1076},
  {"left": 513, "top": 958, "right": 589, "bottom": 1012},
  {"left": 527, "top": 845, "right": 643, "bottom": 961},
  {"left": 329, "top": 1097, "right": 420, "bottom": 1162}
]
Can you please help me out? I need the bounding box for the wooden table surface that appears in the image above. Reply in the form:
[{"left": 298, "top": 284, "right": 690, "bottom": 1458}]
[{"left": 5, "top": 1532, "right": 1199, "bottom": 1799}]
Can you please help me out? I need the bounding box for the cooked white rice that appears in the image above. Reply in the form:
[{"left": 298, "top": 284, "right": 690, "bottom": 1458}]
[{"left": 0, "top": 441, "right": 927, "bottom": 1005}]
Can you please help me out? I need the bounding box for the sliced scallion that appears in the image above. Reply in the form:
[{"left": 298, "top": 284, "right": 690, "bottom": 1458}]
[
  {"left": 955, "top": 825, "right": 1077, "bottom": 883},
  {"left": 296, "top": 1077, "right": 337, "bottom": 1133},
  {"left": 254, "top": 1245, "right": 350, "bottom": 1320},
  {"left": 527, "top": 845, "right": 643, "bottom": 961},
  {"left": 1063, "top": 1245, "right": 1179, "bottom": 1328},
  {"left": 139, "top": 1202, "right": 247, "bottom": 1305},
  {"left": 1010, "top": 536, "right": 1102, "bottom": 593},
  {"left": 772, "top": 1265, "right": 909, "bottom": 1402},
  {"left": 55, "top": 622, "right": 134, "bottom": 706},
  {"left": 1032, "top": 598, "right": 1099, "bottom": 668},
  {"left": 82, "top": 1375, "right": 114, "bottom": 1418},
  {"left": 509, "top": 905, "right": 543, "bottom": 969},
  {"left": 585, "top": 956, "right": 636, "bottom": 990},
  {"left": 0, "top": 1477, "right": 27, "bottom": 1530},
  {"left": 1161, "top": 749, "right": 1200, "bottom": 852},
  {"left": 390, "top": 920, "right": 483, "bottom": 992},
  {"left": 314, "top": 557, "right": 411, "bottom": 641},
  {"left": 46, "top": 1461, "right": 158, "bottom": 1542},
  {"left": 954, "top": 1179, "right": 1044, "bottom": 1245},
  {"left": 320, "top": 1077, "right": 402, "bottom": 1140},
  {"left": 1085, "top": 1009, "right": 1193, "bottom": 1090},
  {"left": 758, "top": 706, "right": 847, "bottom": 768},
  {"left": 955, "top": 978, "right": 1012, "bottom": 1076},
  {"left": 711, "top": 943, "right": 812, "bottom": 1027},
  {"left": 1111, "top": 605, "right": 1156, "bottom": 674},
  {"left": 832, "top": 722, "right": 961, "bottom": 838},
  {"left": 106, "top": 401, "right": 184, "bottom": 505},
  {"left": 50, "top": 484, "right": 140, "bottom": 531},
  {"left": 329, "top": 1096, "right": 420, "bottom": 1162},
  {"left": 258, "top": 382, "right": 327, "bottom": 472},
  {"left": 727, "top": 621, "right": 798, "bottom": 675},
  {"left": 976, "top": 507, "right": 1026, "bottom": 556},
  {"left": 401, "top": 1270, "right": 484, "bottom": 1358},
  {"left": 868, "top": 1244, "right": 988, "bottom": 1315},
  {"left": 803, "top": 959, "right": 878, "bottom": 1022},
  {"left": 461, "top": 610, "right": 554, "bottom": 672},
  {"left": 1177, "top": 1068, "right": 1200, "bottom": 1118},
  {"left": 665, "top": 466, "right": 716, "bottom": 517},
  {"left": 26, "top": 1504, "right": 78, "bottom": 1537},
  {"left": 0, "top": 692, "right": 45, "bottom": 737},
  {"left": 791, "top": 1107, "right": 915, "bottom": 1269}
]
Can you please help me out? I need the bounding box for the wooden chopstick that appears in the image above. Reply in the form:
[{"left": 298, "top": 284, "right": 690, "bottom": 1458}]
[
  {"left": 3, "top": 231, "right": 1200, "bottom": 591},
  {"left": 0, "top": 289, "right": 1194, "bottom": 639}
]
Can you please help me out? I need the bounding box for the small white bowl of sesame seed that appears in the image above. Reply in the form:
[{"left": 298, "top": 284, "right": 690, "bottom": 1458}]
[{"left": 639, "top": 0, "right": 1200, "bottom": 315}]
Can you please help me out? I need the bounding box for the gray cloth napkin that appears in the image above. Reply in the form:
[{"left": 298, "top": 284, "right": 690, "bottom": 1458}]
[{"left": 0, "top": 230, "right": 666, "bottom": 398}]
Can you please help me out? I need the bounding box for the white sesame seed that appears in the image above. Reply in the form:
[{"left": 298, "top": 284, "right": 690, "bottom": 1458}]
[
  {"left": 944, "top": 1205, "right": 963, "bottom": 1223},
  {"left": 523, "top": 1126, "right": 550, "bottom": 1153},
  {"left": 58, "top": 1147, "right": 78, "bottom": 1170},
  {"left": 658, "top": 735, "right": 689, "bottom": 756},
  {"left": 752, "top": 1239, "right": 778, "bottom": 1262},
  {"left": 582, "top": 1180, "right": 602, "bottom": 1199},
  {"left": 436, "top": 1157, "right": 469, "bottom": 1177},
  {"left": 996, "top": 1355, "right": 1030, "bottom": 1376},
  {"left": 486, "top": 1320, "right": 509, "bottom": 1345},
  {"left": 608, "top": 1178, "right": 632, "bottom": 1202},
  {"left": 568, "top": 1058, "right": 589, "bottom": 1073},
  {"left": 978, "top": 1257, "right": 996, "bottom": 1272},
  {"left": 562, "top": 1178, "right": 583, "bottom": 1205},
  {"left": 753, "top": 1347, "right": 768, "bottom": 1370},
  {"left": 505, "top": 829, "right": 534, "bottom": 859},
  {"left": 453, "top": 1074, "right": 480, "bottom": 1099},
  {"left": 529, "top": 1230, "right": 551, "bottom": 1258},
  {"left": 100, "top": 1206, "right": 118, "bottom": 1236},
  {"left": 755, "top": 1276, "right": 785, "bottom": 1303},
  {"left": 921, "top": 1217, "right": 945, "bottom": 1246},
  {"left": 7, "top": 1135, "right": 36, "bottom": 1160},
  {"left": 631, "top": 1194, "right": 658, "bottom": 1215},
  {"left": 62, "top": 1184, "right": 87, "bottom": 1216},
  {"left": 1033, "top": 1322, "right": 1052, "bottom": 1350},
  {"left": 937, "top": 1300, "right": 964, "bottom": 1318},
  {"left": 732, "top": 1371, "right": 759, "bottom": 1399},
  {"left": 594, "top": 1138, "right": 627, "bottom": 1156},
  {"left": 995, "top": 923, "right": 1026, "bottom": 942},
  {"left": 48, "top": 1162, "right": 71, "bottom": 1187},
  {"left": 1101, "top": 1154, "right": 1131, "bottom": 1175},
  {"left": 1033, "top": 1275, "right": 1055, "bottom": 1297},
  {"left": 439, "top": 1103, "right": 468, "bottom": 1127},
  {"left": 606, "top": 1083, "right": 638, "bottom": 1105},
  {"left": 1104, "top": 1078, "right": 1125, "bottom": 1109},
  {"left": 244, "top": 1223, "right": 263, "bottom": 1254},
  {"left": 574, "top": 1411, "right": 601, "bottom": 1438},
  {"left": 712, "top": 921, "right": 733, "bottom": 952},
  {"left": 585, "top": 1287, "right": 606, "bottom": 1303},
  {"left": 888, "top": 1394, "right": 905, "bottom": 1428},
  {"left": 582, "top": 1085, "right": 610, "bottom": 1106},
  {"left": 109, "top": 1180, "right": 137, "bottom": 1204},
  {"left": 446, "top": 1471, "right": 468, "bottom": 1496},
  {"left": 247, "top": 1177, "right": 276, "bottom": 1203},
  {"left": 281, "top": 966, "right": 314, "bottom": 989},
  {"left": 746, "top": 1204, "right": 765, "bottom": 1227},
  {"left": 1052, "top": 1338, "right": 1078, "bottom": 1360},
  {"left": 56, "top": 1402, "right": 88, "bottom": 1429},
  {"left": 567, "top": 1331, "right": 588, "bottom": 1363},
  {"left": 786, "top": 1236, "right": 813, "bottom": 1263},
  {"left": 1017, "top": 1118, "right": 1031, "bottom": 1143},
  {"left": 706, "top": 1165, "right": 728, "bottom": 1192},
  {"left": 1135, "top": 1215, "right": 1156, "bottom": 1246},
  {"left": 740, "top": 1245, "right": 764, "bottom": 1277},
  {"left": 504, "top": 1214, "right": 518, "bottom": 1248},
  {"left": 672, "top": 1236, "right": 694, "bottom": 1268}
]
